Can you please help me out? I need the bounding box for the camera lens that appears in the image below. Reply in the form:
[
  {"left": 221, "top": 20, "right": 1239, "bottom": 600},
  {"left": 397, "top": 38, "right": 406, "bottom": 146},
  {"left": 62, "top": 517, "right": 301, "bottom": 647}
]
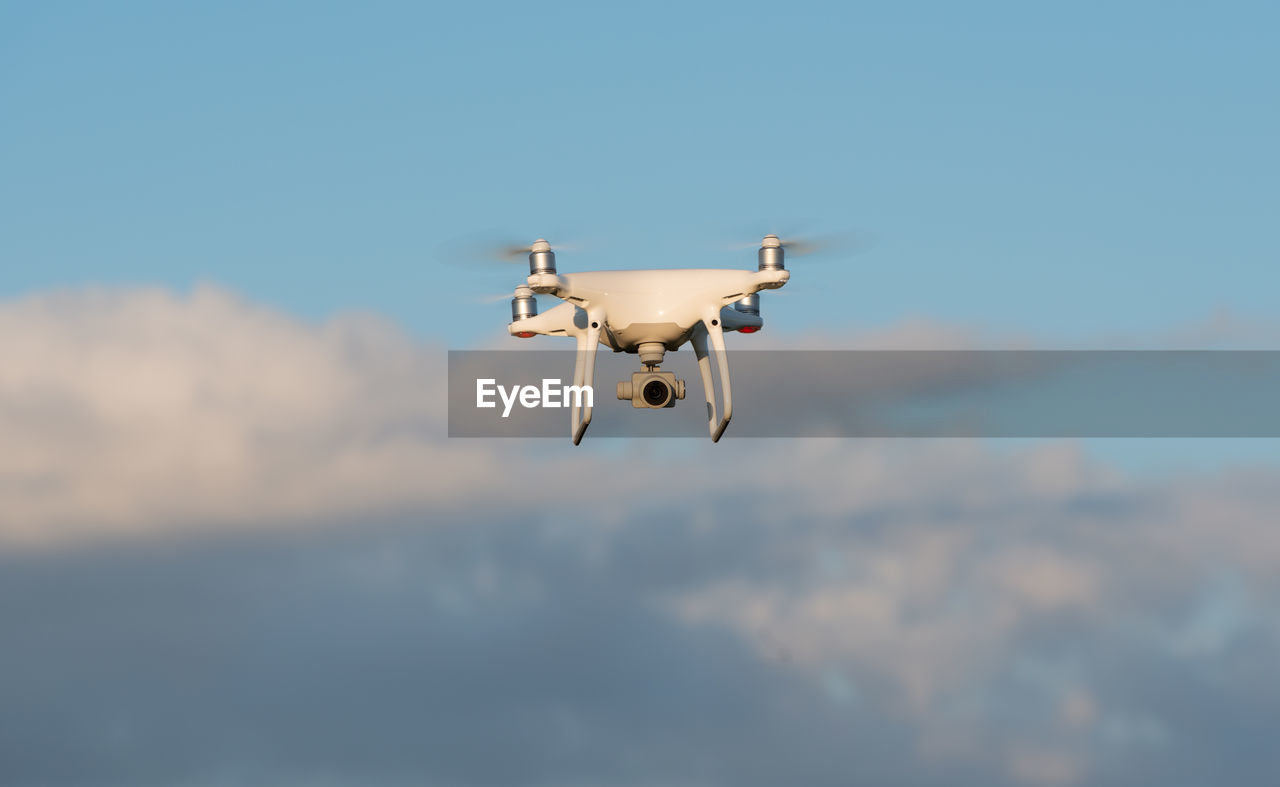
[{"left": 641, "top": 378, "right": 671, "bottom": 407}]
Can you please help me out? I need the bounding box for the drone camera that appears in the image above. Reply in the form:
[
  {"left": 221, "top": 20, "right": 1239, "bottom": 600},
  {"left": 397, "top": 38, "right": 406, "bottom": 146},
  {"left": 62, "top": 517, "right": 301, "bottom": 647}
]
[{"left": 616, "top": 371, "right": 686, "bottom": 409}]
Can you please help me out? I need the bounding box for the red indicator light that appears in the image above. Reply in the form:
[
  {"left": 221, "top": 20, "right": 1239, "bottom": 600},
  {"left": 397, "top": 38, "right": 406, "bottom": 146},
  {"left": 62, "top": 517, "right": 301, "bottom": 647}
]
[
  {"left": 515, "top": 330, "right": 536, "bottom": 338},
  {"left": 738, "top": 326, "right": 760, "bottom": 334}
]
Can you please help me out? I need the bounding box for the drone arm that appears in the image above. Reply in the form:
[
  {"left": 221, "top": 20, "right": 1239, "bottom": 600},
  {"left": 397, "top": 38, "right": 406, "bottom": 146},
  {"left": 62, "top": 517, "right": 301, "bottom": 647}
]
[
  {"left": 570, "top": 308, "right": 604, "bottom": 445},
  {"left": 508, "top": 301, "right": 577, "bottom": 337},
  {"left": 747, "top": 267, "right": 789, "bottom": 295},
  {"left": 527, "top": 272, "right": 570, "bottom": 297},
  {"left": 719, "top": 305, "right": 762, "bottom": 333}
]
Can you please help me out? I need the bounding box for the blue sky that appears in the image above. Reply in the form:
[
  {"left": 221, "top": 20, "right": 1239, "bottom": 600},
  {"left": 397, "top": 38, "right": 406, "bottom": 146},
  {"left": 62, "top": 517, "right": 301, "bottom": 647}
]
[
  {"left": 3, "top": 1, "right": 1277, "bottom": 347},
  {"left": 4, "top": 6, "right": 1280, "bottom": 784}
]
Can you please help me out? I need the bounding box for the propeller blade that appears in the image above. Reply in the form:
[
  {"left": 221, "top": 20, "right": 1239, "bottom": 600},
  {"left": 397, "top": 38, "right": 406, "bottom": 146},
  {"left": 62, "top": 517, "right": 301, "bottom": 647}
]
[
  {"left": 471, "top": 283, "right": 539, "bottom": 305},
  {"left": 727, "top": 231, "right": 873, "bottom": 259},
  {"left": 438, "top": 234, "right": 583, "bottom": 266},
  {"left": 471, "top": 292, "right": 520, "bottom": 305}
]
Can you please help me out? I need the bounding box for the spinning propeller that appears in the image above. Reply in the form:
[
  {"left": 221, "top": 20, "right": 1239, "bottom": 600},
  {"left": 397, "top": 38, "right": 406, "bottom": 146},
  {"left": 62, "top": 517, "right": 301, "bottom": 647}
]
[
  {"left": 728, "top": 231, "right": 868, "bottom": 260},
  {"left": 470, "top": 237, "right": 583, "bottom": 264}
]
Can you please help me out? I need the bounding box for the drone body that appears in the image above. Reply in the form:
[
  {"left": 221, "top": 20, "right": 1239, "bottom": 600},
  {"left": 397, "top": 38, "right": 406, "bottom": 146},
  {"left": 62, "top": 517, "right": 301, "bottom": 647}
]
[{"left": 505, "top": 237, "right": 791, "bottom": 443}]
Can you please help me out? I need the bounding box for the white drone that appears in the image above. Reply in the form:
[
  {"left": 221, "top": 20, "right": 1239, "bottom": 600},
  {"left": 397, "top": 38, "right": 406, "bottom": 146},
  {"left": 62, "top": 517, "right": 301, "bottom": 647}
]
[{"left": 502, "top": 235, "right": 792, "bottom": 444}]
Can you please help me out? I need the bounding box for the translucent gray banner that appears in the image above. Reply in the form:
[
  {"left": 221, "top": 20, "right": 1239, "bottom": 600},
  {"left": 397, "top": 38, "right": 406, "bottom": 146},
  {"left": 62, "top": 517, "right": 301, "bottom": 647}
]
[{"left": 448, "top": 351, "right": 1280, "bottom": 437}]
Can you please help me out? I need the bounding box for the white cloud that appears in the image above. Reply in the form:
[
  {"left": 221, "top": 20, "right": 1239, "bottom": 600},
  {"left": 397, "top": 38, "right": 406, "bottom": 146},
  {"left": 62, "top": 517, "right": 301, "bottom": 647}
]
[
  {"left": 3, "top": 285, "right": 1280, "bottom": 784},
  {"left": 0, "top": 285, "right": 504, "bottom": 544},
  {"left": 662, "top": 440, "right": 1280, "bottom": 784},
  {"left": 0, "top": 285, "right": 1119, "bottom": 545}
]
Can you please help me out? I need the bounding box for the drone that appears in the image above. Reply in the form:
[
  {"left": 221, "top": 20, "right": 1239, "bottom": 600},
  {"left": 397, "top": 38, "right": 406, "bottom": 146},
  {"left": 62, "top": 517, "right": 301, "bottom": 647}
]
[{"left": 501, "top": 235, "right": 792, "bottom": 444}]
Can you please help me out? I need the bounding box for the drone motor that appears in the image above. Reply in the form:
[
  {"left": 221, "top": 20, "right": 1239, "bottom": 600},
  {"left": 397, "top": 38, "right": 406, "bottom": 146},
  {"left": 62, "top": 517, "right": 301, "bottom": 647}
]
[
  {"left": 732, "top": 292, "right": 761, "bottom": 334},
  {"left": 733, "top": 293, "right": 759, "bottom": 314},
  {"left": 510, "top": 285, "right": 537, "bottom": 338},
  {"left": 757, "top": 234, "right": 785, "bottom": 271},
  {"left": 528, "top": 238, "right": 557, "bottom": 275}
]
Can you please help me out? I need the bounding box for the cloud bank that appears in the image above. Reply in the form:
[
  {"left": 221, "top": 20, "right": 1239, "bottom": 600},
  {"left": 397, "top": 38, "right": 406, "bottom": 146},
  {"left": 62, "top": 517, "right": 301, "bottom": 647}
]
[
  {"left": 2, "top": 285, "right": 1279, "bottom": 786},
  {"left": 0, "top": 286, "right": 504, "bottom": 543}
]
